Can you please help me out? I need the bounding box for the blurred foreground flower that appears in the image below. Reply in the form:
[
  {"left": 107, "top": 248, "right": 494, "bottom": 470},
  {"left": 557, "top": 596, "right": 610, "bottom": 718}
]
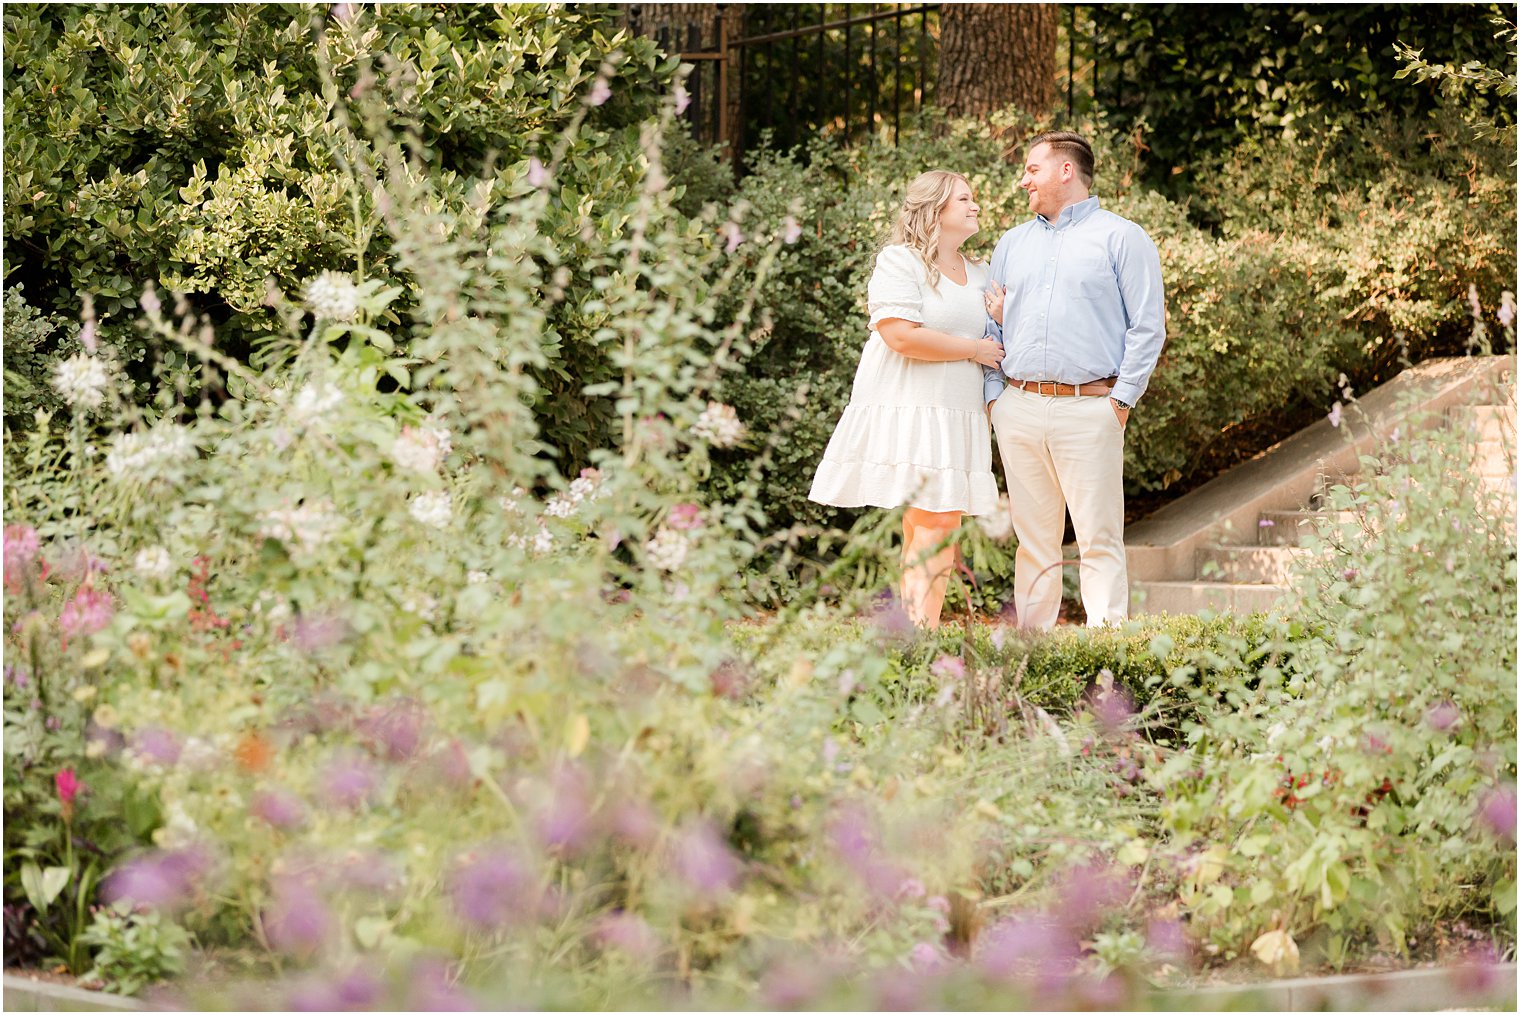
[
  {"left": 644, "top": 527, "right": 690, "bottom": 572},
  {"left": 288, "top": 381, "right": 345, "bottom": 427},
  {"left": 51, "top": 352, "right": 112, "bottom": 409},
  {"left": 691, "top": 401, "right": 744, "bottom": 447},
  {"left": 303, "top": 271, "right": 360, "bottom": 321},
  {"left": 391, "top": 425, "right": 449, "bottom": 474},
  {"left": 101, "top": 846, "right": 211, "bottom": 912},
  {"left": 263, "top": 882, "right": 335, "bottom": 959},
  {"left": 258, "top": 501, "right": 343, "bottom": 558},
  {"left": 105, "top": 425, "right": 196, "bottom": 483},
  {"left": 410, "top": 491, "right": 454, "bottom": 529},
  {"left": 449, "top": 846, "right": 536, "bottom": 930},
  {"left": 251, "top": 789, "right": 307, "bottom": 830},
  {"left": 1479, "top": 785, "right": 1516, "bottom": 843},
  {"left": 1249, "top": 927, "right": 1300, "bottom": 975},
  {"left": 60, "top": 585, "right": 114, "bottom": 642},
  {"left": 133, "top": 545, "right": 174, "bottom": 581},
  {"left": 671, "top": 820, "right": 741, "bottom": 899},
  {"left": 975, "top": 495, "right": 1015, "bottom": 541}
]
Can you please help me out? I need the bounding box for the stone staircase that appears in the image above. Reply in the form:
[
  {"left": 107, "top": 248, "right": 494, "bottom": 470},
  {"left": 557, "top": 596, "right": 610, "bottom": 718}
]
[{"left": 1125, "top": 356, "right": 1515, "bottom": 617}]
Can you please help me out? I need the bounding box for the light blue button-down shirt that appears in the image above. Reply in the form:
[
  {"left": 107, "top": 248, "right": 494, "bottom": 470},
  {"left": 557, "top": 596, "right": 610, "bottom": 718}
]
[{"left": 981, "top": 196, "right": 1165, "bottom": 408}]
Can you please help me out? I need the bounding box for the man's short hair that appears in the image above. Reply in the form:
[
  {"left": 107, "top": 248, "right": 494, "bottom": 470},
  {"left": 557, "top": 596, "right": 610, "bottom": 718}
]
[{"left": 1023, "top": 130, "right": 1094, "bottom": 187}]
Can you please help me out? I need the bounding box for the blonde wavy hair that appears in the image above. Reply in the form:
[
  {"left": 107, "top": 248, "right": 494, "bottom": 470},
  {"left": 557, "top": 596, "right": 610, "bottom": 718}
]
[{"left": 888, "top": 170, "right": 977, "bottom": 289}]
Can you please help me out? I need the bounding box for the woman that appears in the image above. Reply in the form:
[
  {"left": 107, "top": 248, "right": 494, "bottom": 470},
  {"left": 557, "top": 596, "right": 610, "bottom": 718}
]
[{"left": 808, "top": 170, "right": 1005, "bottom": 629}]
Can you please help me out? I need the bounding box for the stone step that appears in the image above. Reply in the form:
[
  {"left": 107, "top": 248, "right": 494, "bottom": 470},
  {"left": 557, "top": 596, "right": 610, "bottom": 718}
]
[
  {"left": 1131, "top": 580, "right": 1288, "bottom": 616},
  {"left": 1477, "top": 439, "right": 1515, "bottom": 477},
  {"left": 1448, "top": 403, "right": 1517, "bottom": 441},
  {"left": 1256, "top": 509, "right": 1358, "bottom": 546},
  {"left": 1196, "top": 544, "right": 1308, "bottom": 584}
]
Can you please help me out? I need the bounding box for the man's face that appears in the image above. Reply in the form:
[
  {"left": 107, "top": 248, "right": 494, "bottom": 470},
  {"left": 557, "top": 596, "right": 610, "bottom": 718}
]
[{"left": 1019, "top": 142, "right": 1069, "bottom": 220}]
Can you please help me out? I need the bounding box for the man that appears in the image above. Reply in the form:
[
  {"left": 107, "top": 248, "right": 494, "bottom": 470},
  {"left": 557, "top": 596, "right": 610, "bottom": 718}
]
[{"left": 981, "top": 131, "right": 1166, "bottom": 628}]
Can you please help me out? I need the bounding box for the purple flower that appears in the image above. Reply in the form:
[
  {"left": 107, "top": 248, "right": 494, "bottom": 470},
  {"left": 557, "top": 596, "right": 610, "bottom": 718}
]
[
  {"left": 291, "top": 612, "right": 350, "bottom": 655},
  {"left": 357, "top": 700, "right": 426, "bottom": 762},
  {"left": 673, "top": 85, "right": 691, "bottom": 115},
  {"left": 1048, "top": 862, "right": 1127, "bottom": 933},
  {"left": 526, "top": 157, "right": 550, "bottom": 188},
  {"left": 263, "top": 884, "right": 335, "bottom": 958},
  {"left": 1090, "top": 680, "right": 1135, "bottom": 735},
  {"left": 59, "top": 585, "right": 113, "bottom": 641},
  {"left": 1258, "top": 518, "right": 1276, "bottom": 528},
  {"left": 875, "top": 967, "right": 930, "bottom": 1010},
  {"left": 533, "top": 765, "right": 598, "bottom": 855},
  {"left": 782, "top": 215, "right": 803, "bottom": 244},
  {"left": 671, "top": 820, "right": 741, "bottom": 898},
  {"left": 587, "top": 78, "right": 612, "bottom": 106},
  {"left": 976, "top": 914, "right": 1080, "bottom": 981},
  {"left": 251, "top": 788, "right": 307, "bottom": 830},
  {"left": 759, "top": 959, "right": 830, "bottom": 1010},
  {"left": 449, "top": 847, "right": 534, "bottom": 930},
  {"left": 1478, "top": 785, "right": 1516, "bottom": 843},
  {"left": 1341, "top": 567, "right": 1359, "bottom": 582},
  {"left": 910, "top": 941, "right": 944, "bottom": 969},
  {"left": 287, "top": 966, "right": 381, "bottom": 1012},
  {"left": 4, "top": 524, "right": 41, "bottom": 582},
  {"left": 101, "top": 847, "right": 209, "bottom": 911},
  {"left": 1146, "top": 916, "right": 1190, "bottom": 961},
  {"left": 897, "top": 877, "right": 927, "bottom": 900},
  {"left": 425, "top": 739, "right": 473, "bottom": 790},
  {"left": 721, "top": 221, "right": 744, "bottom": 253},
  {"left": 610, "top": 799, "right": 660, "bottom": 848},
  {"left": 405, "top": 957, "right": 477, "bottom": 1011},
  {"left": 4, "top": 665, "right": 29, "bottom": 690},
  {"left": 132, "top": 727, "right": 182, "bottom": 767},
  {"left": 594, "top": 912, "right": 659, "bottom": 959},
  {"left": 319, "top": 753, "right": 379, "bottom": 809},
  {"left": 1328, "top": 402, "right": 1343, "bottom": 428},
  {"left": 1424, "top": 700, "right": 1460, "bottom": 733},
  {"left": 930, "top": 655, "right": 965, "bottom": 680}
]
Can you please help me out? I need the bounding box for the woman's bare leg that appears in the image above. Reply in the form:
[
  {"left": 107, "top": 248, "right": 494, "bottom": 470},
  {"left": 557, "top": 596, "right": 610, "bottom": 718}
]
[{"left": 903, "top": 507, "right": 962, "bottom": 629}]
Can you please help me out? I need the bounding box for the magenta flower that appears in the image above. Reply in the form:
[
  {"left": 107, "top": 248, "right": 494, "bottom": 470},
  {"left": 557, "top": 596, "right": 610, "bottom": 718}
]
[
  {"left": 533, "top": 764, "right": 598, "bottom": 855},
  {"left": 263, "top": 884, "right": 335, "bottom": 958},
  {"left": 671, "top": 820, "right": 741, "bottom": 898},
  {"left": 449, "top": 847, "right": 534, "bottom": 930},
  {"left": 4, "top": 525, "right": 41, "bottom": 588},
  {"left": 59, "top": 586, "right": 113, "bottom": 641},
  {"left": 319, "top": 753, "right": 379, "bottom": 810},
  {"left": 910, "top": 940, "right": 944, "bottom": 969},
  {"left": 55, "top": 768, "right": 82, "bottom": 808},
  {"left": 1479, "top": 786, "right": 1516, "bottom": 843},
  {"left": 251, "top": 789, "right": 307, "bottom": 830}
]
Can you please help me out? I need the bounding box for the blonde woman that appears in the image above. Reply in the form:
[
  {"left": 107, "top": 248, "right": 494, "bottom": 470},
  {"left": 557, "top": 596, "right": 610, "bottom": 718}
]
[{"left": 809, "top": 171, "right": 1004, "bottom": 629}]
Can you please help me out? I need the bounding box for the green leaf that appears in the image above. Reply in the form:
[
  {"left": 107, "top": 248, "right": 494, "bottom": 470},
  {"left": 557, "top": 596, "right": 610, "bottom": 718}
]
[{"left": 21, "top": 863, "right": 71, "bottom": 911}]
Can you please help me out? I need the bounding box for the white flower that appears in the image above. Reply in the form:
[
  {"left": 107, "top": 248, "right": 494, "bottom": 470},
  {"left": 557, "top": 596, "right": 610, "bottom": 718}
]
[
  {"left": 691, "top": 402, "right": 744, "bottom": 448},
  {"left": 105, "top": 425, "right": 196, "bottom": 483},
  {"left": 544, "top": 493, "right": 577, "bottom": 519},
  {"left": 422, "top": 416, "right": 453, "bottom": 457},
  {"left": 644, "top": 527, "right": 690, "bottom": 572},
  {"left": 533, "top": 526, "right": 554, "bottom": 554},
  {"left": 391, "top": 425, "right": 446, "bottom": 474},
  {"left": 568, "top": 476, "right": 597, "bottom": 502},
  {"left": 51, "top": 354, "right": 112, "bottom": 410},
  {"left": 179, "top": 737, "right": 218, "bottom": 770},
  {"left": 401, "top": 593, "right": 439, "bottom": 623},
  {"left": 304, "top": 271, "right": 361, "bottom": 321},
  {"left": 253, "top": 590, "right": 292, "bottom": 623},
  {"left": 467, "top": 570, "right": 489, "bottom": 585},
  {"left": 409, "top": 491, "right": 453, "bottom": 529},
  {"left": 258, "top": 500, "right": 344, "bottom": 557},
  {"left": 289, "top": 381, "right": 345, "bottom": 427},
  {"left": 500, "top": 487, "right": 527, "bottom": 514},
  {"left": 976, "top": 496, "right": 1015, "bottom": 542},
  {"left": 133, "top": 546, "right": 174, "bottom": 580},
  {"left": 158, "top": 800, "right": 199, "bottom": 848}
]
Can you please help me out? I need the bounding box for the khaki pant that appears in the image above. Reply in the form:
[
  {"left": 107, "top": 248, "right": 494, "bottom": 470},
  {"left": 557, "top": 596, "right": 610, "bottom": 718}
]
[{"left": 990, "top": 388, "right": 1128, "bottom": 628}]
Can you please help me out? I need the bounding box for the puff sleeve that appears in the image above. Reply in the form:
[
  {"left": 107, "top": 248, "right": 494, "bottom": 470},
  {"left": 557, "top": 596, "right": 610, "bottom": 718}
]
[{"left": 867, "top": 245, "right": 926, "bottom": 330}]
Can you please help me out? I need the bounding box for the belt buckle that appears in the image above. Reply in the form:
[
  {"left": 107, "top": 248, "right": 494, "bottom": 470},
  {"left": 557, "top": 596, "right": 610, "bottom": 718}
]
[{"left": 1039, "top": 381, "right": 1056, "bottom": 396}]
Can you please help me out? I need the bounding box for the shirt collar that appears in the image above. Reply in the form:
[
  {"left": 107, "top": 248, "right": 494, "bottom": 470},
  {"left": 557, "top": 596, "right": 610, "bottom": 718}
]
[{"left": 1037, "top": 195, "right": 1101, "bottom": 230}]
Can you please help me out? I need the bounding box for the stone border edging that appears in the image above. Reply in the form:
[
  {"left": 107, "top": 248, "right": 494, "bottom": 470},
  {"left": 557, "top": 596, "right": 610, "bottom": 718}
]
[
  {"left": 5, "top": 963, "right": 1515, "bottom": 1012},
  {"left": 1154, "top": 962, "right": 1518, "bottom": 1011},
  {"left": 2, "top": 974, "right": 144, "bottom": 1012}
]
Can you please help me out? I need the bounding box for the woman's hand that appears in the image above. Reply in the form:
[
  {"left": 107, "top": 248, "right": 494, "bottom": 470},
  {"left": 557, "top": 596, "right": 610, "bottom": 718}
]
[
  {"left": 983, "top": 282, "right": 1006, "bottom": 325},
  {"left": 967, "top": 337, "right": 1004, "bottom": 368}
]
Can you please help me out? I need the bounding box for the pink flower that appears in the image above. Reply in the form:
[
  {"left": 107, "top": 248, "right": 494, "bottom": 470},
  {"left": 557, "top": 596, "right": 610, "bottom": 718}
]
[
  {"left": 251, "top": 789, "right": 307, "bottom": 830},
  {"left": 1479, "top": 786, "right": 1516, "bottom": 843},
  {"left": 671, "top": 820, "right": 741, "bottom": 898},
  {"left": 673, "top": 85, "right": 691, "bottom": 115},
  {"left": 930, "top": 655, "right": 965, "bottom": 680},
  {"left": 55, "top": 768, "right": 82, "bottom": 812},
  {"left": 1499, "top": 291, "right": 1515, "bottom": 329},
  {"left": 782, "top": 215, "right": 803, "bottom": 244},
  {"left": 1328, "top": 401, "right": 1343, "bottom": 428},
  {"left": 59, "top": 586, "right": 113, "bottom": 642},
  {"left": 1424, "top": 700, "right": 1460, "bottom": 732},
  {"left": 667, "top": 503, "right": 704, "bottom": 531},
  {"left": 721, "top": 221, "right": 744, "bottom": 253},
  {"left": 526, "top": 156, "right": 550, "bottom": 188},
  {"left": 4, "top": 524, "right": 40, "bottom": 568},
  {"left": 587, "top": 78, "right": 612, "bottom": 106}
]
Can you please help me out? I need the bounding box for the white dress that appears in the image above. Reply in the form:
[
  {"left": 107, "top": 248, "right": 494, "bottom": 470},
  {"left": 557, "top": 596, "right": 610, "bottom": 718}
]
[{"left": 808, "top": 244, "right": 999, "bottom": 516}]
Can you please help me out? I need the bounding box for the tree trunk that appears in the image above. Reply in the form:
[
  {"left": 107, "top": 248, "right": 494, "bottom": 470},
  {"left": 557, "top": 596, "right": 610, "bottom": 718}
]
[
  {"left": 936, "top": 4, "right": 1058, "bottom": 119},
  {"left": 620, "top": 3, "right": 744, "bottom": 154}
]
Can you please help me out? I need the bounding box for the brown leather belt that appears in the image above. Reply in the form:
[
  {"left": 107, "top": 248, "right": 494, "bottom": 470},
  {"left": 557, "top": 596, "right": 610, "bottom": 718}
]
[{"left": 1009, "top": 377, "right": 1117, "bottom": 397}]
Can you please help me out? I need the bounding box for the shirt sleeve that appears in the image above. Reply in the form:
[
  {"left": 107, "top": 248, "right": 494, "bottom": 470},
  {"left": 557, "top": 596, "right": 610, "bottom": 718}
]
[
  {"left": 1111, "top": 224, "right": 1166, "bottom": 406},
  {"left": 981, "top": 236, "right": 1009, "bottom": 406},
  {"left": 867, "top": 246, "right": 926, "bottom": 329}
]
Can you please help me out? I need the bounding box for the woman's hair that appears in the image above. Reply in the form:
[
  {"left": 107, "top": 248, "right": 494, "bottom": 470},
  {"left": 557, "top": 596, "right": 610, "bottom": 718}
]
[{"left": 888, "top": 170, "right": 972, "bottom": 289}]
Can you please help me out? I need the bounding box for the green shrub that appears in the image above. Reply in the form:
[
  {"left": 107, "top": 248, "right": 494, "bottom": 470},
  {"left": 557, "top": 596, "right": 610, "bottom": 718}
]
[{"left": 80, "top": 901, "right": 191, "bottom": 996}]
